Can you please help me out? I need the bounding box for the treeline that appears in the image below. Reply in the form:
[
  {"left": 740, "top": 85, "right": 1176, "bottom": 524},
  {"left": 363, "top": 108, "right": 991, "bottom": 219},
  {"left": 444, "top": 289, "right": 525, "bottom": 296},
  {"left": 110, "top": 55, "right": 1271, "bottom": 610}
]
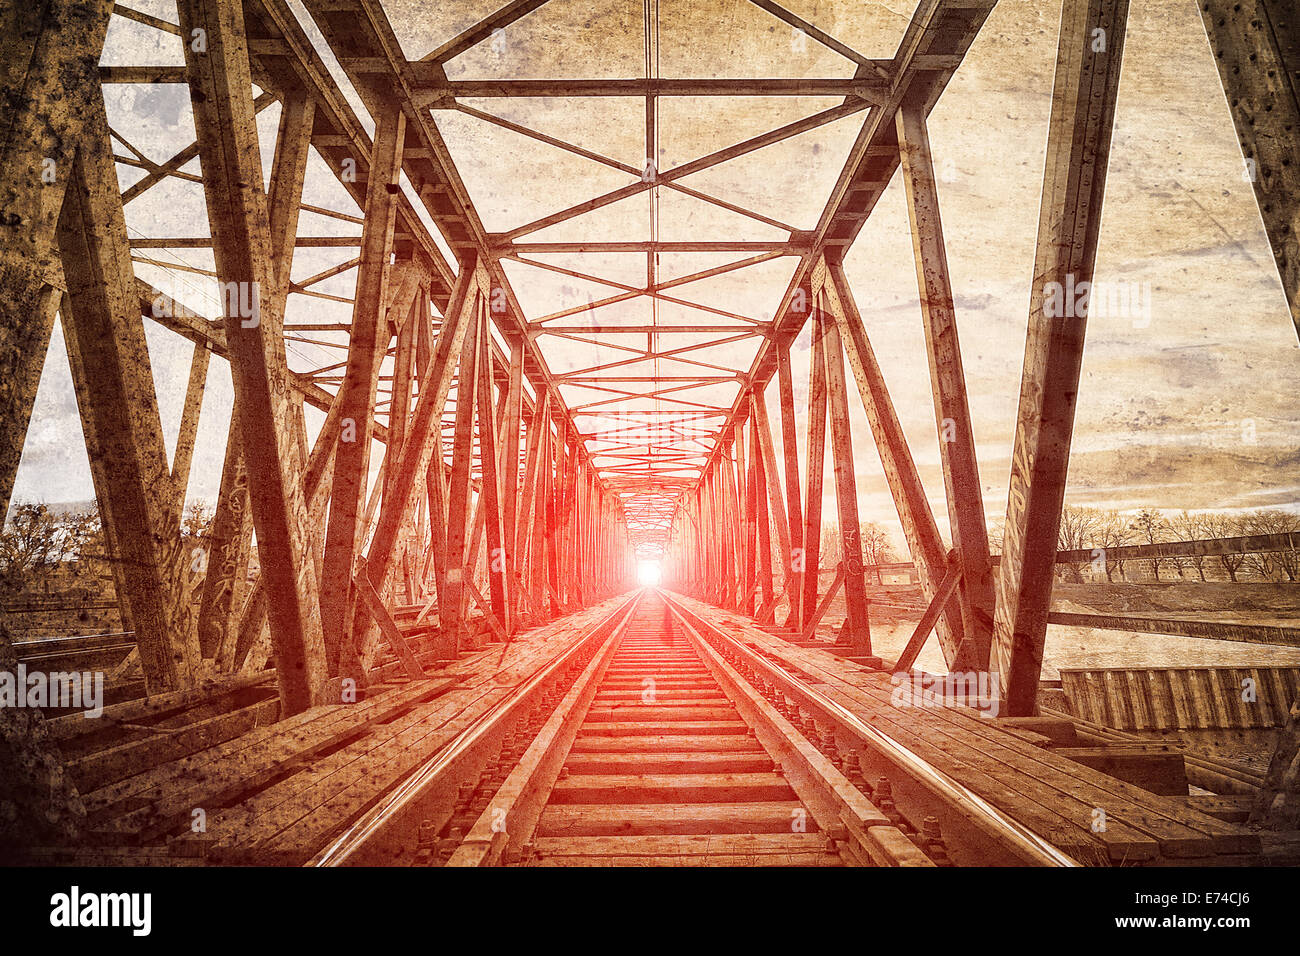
[
  {"left": 0, "top": 500, "right": 214, "bottom": 595},
  {"left": 994, "top": 506, "right": 1300, "bottom": 584},
  {"left": 818, "top": 521, "right": 897, "bottom": 581},
  {"left": 813, "top": 506, "right": 1300, "bottom": 586}
]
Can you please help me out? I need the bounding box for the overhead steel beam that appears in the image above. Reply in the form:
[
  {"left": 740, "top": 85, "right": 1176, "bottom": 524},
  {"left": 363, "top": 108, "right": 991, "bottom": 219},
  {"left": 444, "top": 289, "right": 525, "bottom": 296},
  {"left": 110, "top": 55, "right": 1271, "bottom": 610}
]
[
  {"left": 408, "top": 76, "right": 889, "bottom": 106},
  {"left": 698, "top": 0, "right": 996, "bottom": 484},
  {"left": 300, "top": 0, "right": 619, "bottom": 505}
]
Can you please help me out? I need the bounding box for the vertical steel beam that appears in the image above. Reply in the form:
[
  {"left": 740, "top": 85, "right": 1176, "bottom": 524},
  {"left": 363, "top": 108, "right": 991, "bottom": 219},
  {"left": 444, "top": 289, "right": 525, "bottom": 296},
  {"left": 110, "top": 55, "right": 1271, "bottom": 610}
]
[
  {"left": 499, "top": 334, "right": 524, "bottom": 629},
  {"left": 753, "top": 414, "right": 774, "bottom": 617},
  {"left": 742, "top": 429, "right": 757, "bottom": 615},
  {"left": 721, "top": 436, "right": 741, "bottom": 607},
  {"left": 558, "top": 434, "right": 579, "bottom": 608},
  {"left": 515, "top": 388, "right": 549, "bottom": 621},
  {"left": 822, "top": 256, "right": 964, "bottom": 663},
  {"left": 528, "top": 398, "right": 552, "bottom": 615},
  {"left": 776, "top": 339, "right": 804, "bottom": 625},
  {"left": 319, "top": 104, "right": 406, "bottom": 665},
  {"left": 57, "top": 100, "right": 198, "bottom": 691},
  {"left": 476, "top": 307, "right": 508, "bottom": 626},
  {"left": 266, "top": 92, "right": 316, "bottom": 296},
  {"left": 360, "top": 261, "right": 480, "bottom": 667},
  {"left": 442, "top": 295, "right": 482, "bottom": 650},
  {"left": 198, "top": 91, "right": 316, "bottom": 669},
  {"left": 197, "top": 408, "right": 253, "bottom": 662},
  {"left": 224, "top": 391, "right": 345, "bottom": 674},
  {"left": 176, "top": 0, "right": 327, "bottom": 712},
  {"left": 59, "top": 296, "right": 133, "bottom": 640},
  {"left": 751, "top": 387, "right": 793, "bottom": 608},
  {"left": 895, "top": 103, "right": 996, "bottom": 669},
  {"left": 170, "top": 342, "right": 211, "bottom": 517},
  {"left": 992, "top": 0, "right": 1129, "bottom": 716},
  {"left": 800, "top": 306, "right": 828, "bottom": 629},
  {"left": 818, "top": 290, "right": 871, "bottom": 655},
  {"left": 544, "top": 419, "right": 560, "bottom": 612}
]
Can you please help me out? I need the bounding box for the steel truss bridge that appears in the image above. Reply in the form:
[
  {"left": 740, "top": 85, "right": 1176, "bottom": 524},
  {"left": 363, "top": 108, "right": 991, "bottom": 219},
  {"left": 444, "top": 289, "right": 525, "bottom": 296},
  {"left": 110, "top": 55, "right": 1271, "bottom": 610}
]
[{"left": 1, "top": 0, "right": 1298, "bottom": 866}]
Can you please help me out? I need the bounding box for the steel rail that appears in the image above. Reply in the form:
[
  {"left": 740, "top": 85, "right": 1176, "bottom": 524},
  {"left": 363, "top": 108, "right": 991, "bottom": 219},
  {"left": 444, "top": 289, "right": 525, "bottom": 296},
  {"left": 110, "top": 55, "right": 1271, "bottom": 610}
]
[
  {"left": 444, "top": 605, "right": 635, "bottom": 866},
  {"left": 312, "top": 587, "right": 1075, "bottom": 867},
  {"left": 662, "top": 592, "right": 1078, "bottom": 867},
  {"left": 310, "top": 592, "right": 643, "bottom": 866}
]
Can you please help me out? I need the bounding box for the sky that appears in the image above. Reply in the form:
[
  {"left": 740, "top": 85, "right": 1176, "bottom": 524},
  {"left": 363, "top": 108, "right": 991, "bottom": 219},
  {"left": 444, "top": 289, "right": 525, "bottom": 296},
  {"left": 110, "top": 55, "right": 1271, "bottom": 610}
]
[{"left": 12, "top": 0, "right": 1300, "bottom": 553}]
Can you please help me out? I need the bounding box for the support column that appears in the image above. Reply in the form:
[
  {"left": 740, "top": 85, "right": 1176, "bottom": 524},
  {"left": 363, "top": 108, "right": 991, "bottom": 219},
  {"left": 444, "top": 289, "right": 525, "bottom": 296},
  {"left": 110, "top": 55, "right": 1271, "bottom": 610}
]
[
  {"left": 57, "top": 98, "right": 198, "bottom": 691},
  {"left": 751, "top": 411, "right": 774, "bottom": 616},
  {"left": 366, "top": 265, "right": 479, "bottom": 609},
  {"left": 442, "top": 296, "right": 482, "bottom": 651},
  {"left": 776, "top": 339, "right": 804, "bottom": 626},
  {"left": 499, "top": 335, "right": 524, "bottom": 630},
  {"left": 177, "top": 0, "right": 328, "bottom": 712},
  {"left": 319, "top": 105, "right": 406, "bottom": 665},
  {"left": 197, "top": 409, "right": 253, "bottom": 662},
  {"left": 751, "top": 387, "right": 793, "bottom": 611},
  {"left": 992, "top": 0, "right": 1129, "bottom": 716},
  {"left": 515, "top": 388, "right": 549, "bottom": 623},
  {"left": 476, "top": 308, "right": 508, "bottom": 627},
  {"left": 742, "top": 427, "right": 757, "bottom": 615},
  {"left": 801, "top": 308, "right": 828, "bottom": 629},
  {"left": 822, "top": 256, "right": 966, "bottom": 665},
  {"left": 818, "top": 292, "right": 871, "bottom": 655},
  {"left": 896, "top": 103, "right": 996, "bottom": 669},
  {"left": 720, "top": 436, "right": 741, "bottom": 607},
  {"left": 170, "top": 342, "right": 211, "bottom": 516}
]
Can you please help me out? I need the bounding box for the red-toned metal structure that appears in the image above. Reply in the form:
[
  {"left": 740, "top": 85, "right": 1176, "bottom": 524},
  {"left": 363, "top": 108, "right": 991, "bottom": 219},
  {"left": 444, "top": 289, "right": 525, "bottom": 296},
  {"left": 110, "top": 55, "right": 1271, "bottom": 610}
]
[{"left": 2, "top": 0, "right": 1298, "bottom": 861}]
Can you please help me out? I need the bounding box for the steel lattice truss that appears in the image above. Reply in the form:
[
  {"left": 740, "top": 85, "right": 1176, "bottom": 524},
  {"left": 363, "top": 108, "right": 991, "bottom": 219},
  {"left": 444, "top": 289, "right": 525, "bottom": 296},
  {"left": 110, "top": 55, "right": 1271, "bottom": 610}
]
[
  {"left": 0, "top": 0, "right": 1110, "bottom": 707},
  {"left": 96, "top": 0, "right": 995, "bottom": 561}
]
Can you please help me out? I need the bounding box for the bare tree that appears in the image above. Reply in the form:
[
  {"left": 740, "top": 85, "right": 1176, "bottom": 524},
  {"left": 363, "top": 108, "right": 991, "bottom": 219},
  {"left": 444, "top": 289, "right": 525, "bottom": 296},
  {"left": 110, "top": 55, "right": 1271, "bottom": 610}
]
[
  {"left": 859, "top": 522, "right": 895, "bottom": 583},
  {"left": 1057, "top": 505, "right": 1101, "bottom": 582},
  {"left": 1129, "top": 508, "right": 1172, "bottom": 581},
  {"left": 0, "top": 503, "right": 73, "bottom": 591},
  {"left": 63, "top": 508, "right": 110, "bottom": 581},
  {"left": 1239, "top": 509, "right": 1300, "bottom": 581},
  {"left": 1168, "top": 511, "right": 1210, "bottom": 581},
  {"left": 987, "top": 517, "right": 1004, "bottom": 554},
  {"left": 819, "top": 522, "right": 841, "bottom": 571},
  {"left": 1093, "top": 509, "right": 1133, "bottom": 582},
  {"left": 182, "top": 499, "right": 214, "bottom": 542},
  {"left": 1202, "top": 512, "right": 1247, "bottom": 581},
  {"left": 818, "top": 521, "right": 897, "bottom": 581}
]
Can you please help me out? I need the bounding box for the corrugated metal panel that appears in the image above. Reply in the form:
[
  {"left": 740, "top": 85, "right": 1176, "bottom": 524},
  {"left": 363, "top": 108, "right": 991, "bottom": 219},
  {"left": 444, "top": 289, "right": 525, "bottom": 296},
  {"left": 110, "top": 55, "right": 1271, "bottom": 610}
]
[{"left": 1059, "top": 666, "right": 1300, "bottom": 731}]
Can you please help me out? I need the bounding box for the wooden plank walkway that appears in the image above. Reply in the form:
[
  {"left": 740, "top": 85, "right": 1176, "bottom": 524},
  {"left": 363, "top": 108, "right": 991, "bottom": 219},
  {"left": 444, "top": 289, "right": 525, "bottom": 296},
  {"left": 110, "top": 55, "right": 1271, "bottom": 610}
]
[
  {"left": 68, "top": 596, "right": 632, "bottom": 865},
  {"left": 672, "top": 594, "right": 1262, "bottom": 864}
]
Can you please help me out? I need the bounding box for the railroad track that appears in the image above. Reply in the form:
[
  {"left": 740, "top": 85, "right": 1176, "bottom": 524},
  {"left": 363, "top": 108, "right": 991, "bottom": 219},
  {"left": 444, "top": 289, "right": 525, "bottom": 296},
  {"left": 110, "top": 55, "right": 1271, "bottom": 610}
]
[
  {"left": 501, "top": 595, "right": 844, "bottom": 866},
  {"left": 313, "top": 590, "right": 1075, "bottom": 868}
]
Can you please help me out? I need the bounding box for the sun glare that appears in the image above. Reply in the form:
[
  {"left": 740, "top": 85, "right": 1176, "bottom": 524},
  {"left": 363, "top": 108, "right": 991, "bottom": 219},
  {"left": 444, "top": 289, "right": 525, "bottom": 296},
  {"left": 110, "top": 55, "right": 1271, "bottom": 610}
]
[{"left": 637, "top": 560, "right": 662, "bottom": 587}]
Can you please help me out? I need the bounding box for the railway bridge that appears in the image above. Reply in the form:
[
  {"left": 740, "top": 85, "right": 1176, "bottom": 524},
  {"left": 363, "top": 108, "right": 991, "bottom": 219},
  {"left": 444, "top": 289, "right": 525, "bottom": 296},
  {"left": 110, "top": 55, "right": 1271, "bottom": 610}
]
[{"left": 2, "top": 0, "right": 1299, "bottom": 868}]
